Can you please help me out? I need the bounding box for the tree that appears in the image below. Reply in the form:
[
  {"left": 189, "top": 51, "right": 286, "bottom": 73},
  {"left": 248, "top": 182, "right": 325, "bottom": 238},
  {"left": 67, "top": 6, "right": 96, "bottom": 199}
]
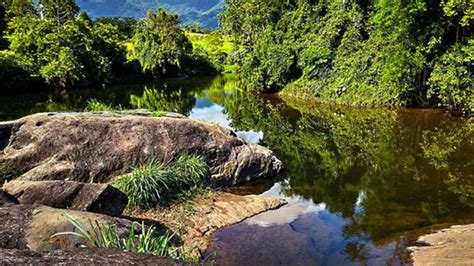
[
  {"left": 6, "top": 11, "right": 122, "bottom": 87},
  {"left": 39, "top": 0, "right": 79, "bottom": 31},
  {"left": 132, "top": 8, "right": 192, "bottom": 76},
  {"left": 221, "top": 0, "right": 474, "bottom": 113},
  {"left": 8, "top": 0, "right": 35, "bottom": 18},
  {"left": 95, "top": 17, "right": 140, "bottom": 40}
]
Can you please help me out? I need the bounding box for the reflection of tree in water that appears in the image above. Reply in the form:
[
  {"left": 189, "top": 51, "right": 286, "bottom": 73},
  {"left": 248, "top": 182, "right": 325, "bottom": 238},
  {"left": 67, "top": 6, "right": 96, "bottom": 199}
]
[
  {"left": 221, "top": 92, "right": 474, "bottom": 263},
  {"left": 130, "top": 86, "right": 196, "bottom": 116},
  {"left": 420, "top": 118, "right": 474, "bottom": 207},
  {"left": 128, "top": 75, "right": 238, "bottom": 116},
  {"left": 343, "top": 242, "right": 369, "bottom": 263}
]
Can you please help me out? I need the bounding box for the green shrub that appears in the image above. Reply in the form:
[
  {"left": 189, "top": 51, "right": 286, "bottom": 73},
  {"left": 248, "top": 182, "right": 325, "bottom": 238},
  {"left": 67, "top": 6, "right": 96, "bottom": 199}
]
[
  {"left": 54, "top": 213, "right": 188, "bottom": 259},
  {"left": 113, "top": 154, "right": 209, "bottom": 208}
]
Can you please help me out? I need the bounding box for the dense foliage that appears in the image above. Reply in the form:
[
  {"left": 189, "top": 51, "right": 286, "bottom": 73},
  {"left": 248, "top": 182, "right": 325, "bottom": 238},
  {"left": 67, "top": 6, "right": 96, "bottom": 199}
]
[
  {"left": 131, "top": 9, "right": 192, "bottom": 76},
  {"left": 221, "top": 0, "right": 473, "bottom": 113},
  {"left": 0, "top": 0, "right": 218, "bottom": 89}
]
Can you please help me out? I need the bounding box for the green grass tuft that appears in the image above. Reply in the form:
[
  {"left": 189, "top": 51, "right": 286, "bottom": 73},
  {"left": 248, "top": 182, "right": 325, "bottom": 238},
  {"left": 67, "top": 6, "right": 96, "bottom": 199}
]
[
  {"left": 151, "top": 110, "right": 166, "bottom": 117},
  {"left": 0, "top": 160, "right": 22, "bottom": 184},
  {"left": 54, "top": 213, "right": 189, "bottom": 259},
  {"left": 113, "top": 154, "right": 210, "bottom": 208},
  {"left": 85, "top": 99, "right": 120, "bottom": 112}
]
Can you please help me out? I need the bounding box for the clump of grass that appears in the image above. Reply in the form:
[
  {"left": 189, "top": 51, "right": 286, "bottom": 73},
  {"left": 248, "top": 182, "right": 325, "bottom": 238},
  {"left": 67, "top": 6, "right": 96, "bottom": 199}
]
[
  {"left": 54, "top": 213, "right": 188, "bottom": 259},
  {"left": 113, "top": 154, "right": 210, "bottom": 208},
  {"left": 151, "top": 110, "right": 165, "bottom": 117},
  {"left": 0, "top": 160, "right": 22, "bottom": 184},
  {"left": 85, "top": 99, "right": 120, "bottom": 112}
]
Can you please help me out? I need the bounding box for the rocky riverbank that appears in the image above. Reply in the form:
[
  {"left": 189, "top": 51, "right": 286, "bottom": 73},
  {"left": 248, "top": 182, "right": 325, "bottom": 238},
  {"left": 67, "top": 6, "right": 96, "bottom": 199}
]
[
  {"left": 0, "top": 111, "right": 282, "bottom": 186},
  {"left": 409, "top": 224, "right": 474, "bottom": 266},
  {"left": 0, "top": 111, "right": 285, "bottom": 263}
]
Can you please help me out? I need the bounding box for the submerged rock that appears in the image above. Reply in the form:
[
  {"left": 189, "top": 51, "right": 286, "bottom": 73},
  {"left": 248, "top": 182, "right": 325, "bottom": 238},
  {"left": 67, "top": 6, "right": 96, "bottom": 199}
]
[
  {"left": 0, "top": 112, "right": 282, "bottom": 186},
  {"left": 408, "top": 224, "right": 474, "bottom": 266},
  {"left": 3, "top": 180, "right": 128, "bottom": 216},
  {"left": 0, "top": 248, "right": 189, "bottom": 265}
]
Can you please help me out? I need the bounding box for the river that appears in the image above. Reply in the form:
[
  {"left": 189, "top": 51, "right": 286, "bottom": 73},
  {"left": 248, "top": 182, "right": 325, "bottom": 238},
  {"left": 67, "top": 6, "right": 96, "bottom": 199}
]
[{"left": 2, "top": 75, "right": 473, "bottom": 265}]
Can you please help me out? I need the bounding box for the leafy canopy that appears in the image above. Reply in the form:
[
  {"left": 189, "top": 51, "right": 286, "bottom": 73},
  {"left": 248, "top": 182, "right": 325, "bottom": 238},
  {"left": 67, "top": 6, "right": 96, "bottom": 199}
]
[{"left": 132, "top": 8, "right": 192, "bottom": 76}]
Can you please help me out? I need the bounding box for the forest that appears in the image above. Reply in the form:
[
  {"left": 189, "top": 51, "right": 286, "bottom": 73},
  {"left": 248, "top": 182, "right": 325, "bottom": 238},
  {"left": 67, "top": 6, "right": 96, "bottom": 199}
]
[
  {"left": 0, "top": 0, "right": 228, "bottom": 89},
  {"left": 221, "top": 0, "right": 473, "bottom": 114},
  {"left": 1, "top": 0, "right": 472, "bottom": 114}
]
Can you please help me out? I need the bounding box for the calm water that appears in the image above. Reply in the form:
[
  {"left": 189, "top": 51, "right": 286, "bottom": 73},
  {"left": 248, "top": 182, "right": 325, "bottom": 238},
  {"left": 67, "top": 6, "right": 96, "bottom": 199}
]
[{"left": 2, "top": 75, "right": 473, "bottom": 265}]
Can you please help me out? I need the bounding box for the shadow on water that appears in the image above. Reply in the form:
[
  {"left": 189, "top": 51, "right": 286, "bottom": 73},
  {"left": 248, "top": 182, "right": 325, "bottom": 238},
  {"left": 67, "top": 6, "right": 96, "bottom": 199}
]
[{"left": 2, "top": 75, "right": 473, "bottom": 265}]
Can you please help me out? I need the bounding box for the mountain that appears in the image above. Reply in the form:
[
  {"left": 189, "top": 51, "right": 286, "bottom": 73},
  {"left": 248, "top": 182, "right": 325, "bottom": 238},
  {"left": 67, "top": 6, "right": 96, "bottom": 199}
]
[{"left": 76, "top": 0, "right": 225, "bottom": 29}]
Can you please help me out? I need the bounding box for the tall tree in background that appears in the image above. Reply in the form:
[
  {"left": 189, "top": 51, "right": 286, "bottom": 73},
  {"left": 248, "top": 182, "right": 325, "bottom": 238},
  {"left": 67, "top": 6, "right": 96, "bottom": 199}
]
[
  {"left": 132, "top": 8, "right": 192, "bottom": 76},
  {"left": 6, "top": 0, "right": 122, "bottom": 87},
  {"left": 39, "top": 0, "right": 79, "bottom": 31}
]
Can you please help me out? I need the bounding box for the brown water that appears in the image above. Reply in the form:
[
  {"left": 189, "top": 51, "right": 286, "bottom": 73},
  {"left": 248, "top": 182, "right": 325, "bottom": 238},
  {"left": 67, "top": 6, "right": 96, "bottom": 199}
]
[{"left": 1, "top": 75, "right": 473, "bottom": 265}]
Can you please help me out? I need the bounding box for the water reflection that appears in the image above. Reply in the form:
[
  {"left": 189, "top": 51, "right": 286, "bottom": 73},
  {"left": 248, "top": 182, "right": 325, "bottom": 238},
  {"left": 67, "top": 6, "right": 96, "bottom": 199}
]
[
  {"left": 1, "top": 75, "right": 473, "bottom": 265},
  {"left": 205, "top": 92, "right": 474, "bottom": 265}
]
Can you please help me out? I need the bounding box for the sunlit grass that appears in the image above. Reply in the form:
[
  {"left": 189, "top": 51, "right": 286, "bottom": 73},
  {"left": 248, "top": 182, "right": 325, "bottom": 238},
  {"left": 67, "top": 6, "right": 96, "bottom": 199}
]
[
  {"left": 85, "top": 99, "right": 119, "bottom": 112},
  {"left": 54, "top": 212, "right": 190, "bottom": 260},
  {"left": 186, "top": 32, "right": 235, "bottom": 54},
  {"left": 113, "top": 154, "right": 210, "bottom": 208}
]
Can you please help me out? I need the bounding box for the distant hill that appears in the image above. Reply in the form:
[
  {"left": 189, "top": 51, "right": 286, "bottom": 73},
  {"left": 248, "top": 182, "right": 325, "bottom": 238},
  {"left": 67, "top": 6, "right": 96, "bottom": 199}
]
[{"left": 76, "top": 0, "right": 225, "bottom": 29}]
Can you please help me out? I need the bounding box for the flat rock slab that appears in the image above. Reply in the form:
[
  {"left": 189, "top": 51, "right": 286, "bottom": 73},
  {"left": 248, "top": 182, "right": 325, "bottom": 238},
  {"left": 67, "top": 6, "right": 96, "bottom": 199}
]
[
  {"left": 409, "top": 224, "right": 474, "bottom": 266},
  {"left": 3, "top": 180, "right": 128, "bottom": 216},
  {"left": 0, "top": 112, "right": 283, "bottom": 186},
  {"left": 0, "top": 248, "right": 190, "bottom": 265},
  {"left": 0, "top": 204, "right": 147, "bottom": 253},
  {"left": 128, "top": 192, "right": 287, "bottom": 257}
]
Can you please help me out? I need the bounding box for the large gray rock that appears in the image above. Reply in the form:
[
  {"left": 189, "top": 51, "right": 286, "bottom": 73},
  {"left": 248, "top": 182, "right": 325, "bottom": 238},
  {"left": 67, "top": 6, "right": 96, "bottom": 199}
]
[
  {"left": 3, "top": 180, "right": 128, "bottom": 216},
  {"left": 409, "top": 224, "right": 474, "bottom": 266},
  {"left": 0, "top": 112, "right": 283, "bottom": 186},
  {"left": 0, "top": 248, "right": 190, "bottom": 265}
]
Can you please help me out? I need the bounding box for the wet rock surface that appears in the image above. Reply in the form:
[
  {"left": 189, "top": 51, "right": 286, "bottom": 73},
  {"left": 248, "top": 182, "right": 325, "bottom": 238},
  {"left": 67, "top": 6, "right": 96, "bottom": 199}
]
[
  {"left": 0, "top": 112, "right": 282, "bottom": 186},
  {"left": 0, "top": 248, "right": 190, "bottom": 265},
  {"left": 409, "top": 224, "right": 474, "bottom": 266},
  {"left": 3, "top": 180, "right": 128, "bottom": 216}
]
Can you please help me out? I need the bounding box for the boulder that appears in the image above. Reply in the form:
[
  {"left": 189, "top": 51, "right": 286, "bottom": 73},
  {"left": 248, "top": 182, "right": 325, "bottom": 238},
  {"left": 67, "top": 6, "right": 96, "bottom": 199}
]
[
  {"left": 3, "top": 180, "right": 128, "bottom": 216},
  {"left": 0, "top": 248, "right": 190, "bottom": 265},
  {"left": 0, "top": 204, "right": 165, "bottom": 252},
  {"left": 408, "top": 224, "right": 474, "bottom": 266},
  {"left": 0, "top": 112, "right": 283, "bottom": 186},
  {"left": 0, "top": 189, "right": 18, "bottom": 207}
]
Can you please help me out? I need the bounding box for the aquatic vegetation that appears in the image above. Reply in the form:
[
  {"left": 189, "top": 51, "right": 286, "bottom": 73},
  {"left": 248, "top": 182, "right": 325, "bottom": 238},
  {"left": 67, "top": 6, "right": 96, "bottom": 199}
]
[
  {"left": 54, "top": 212, "right": 188, "bottom": 259},
  {"left": 113, "top": 154, "right": 210, "bottom": 208}
]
